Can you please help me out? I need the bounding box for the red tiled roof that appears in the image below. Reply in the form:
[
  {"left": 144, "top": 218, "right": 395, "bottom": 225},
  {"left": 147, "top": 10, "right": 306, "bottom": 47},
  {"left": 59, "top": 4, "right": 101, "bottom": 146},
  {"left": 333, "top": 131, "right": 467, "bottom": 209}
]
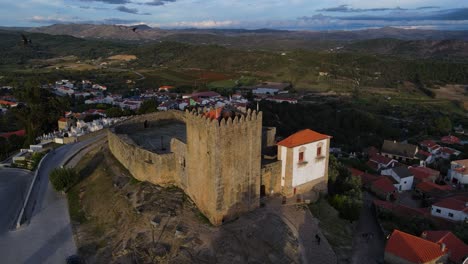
[
  {"left": 0, "top": 100, "right": 17, "bottom": 106},
  {"left": 416, "top": 182, "right": 452, "bottom": 193},
  {"left": 374, "top": 200, "right": 430, "bottom": 218},
  {"left": 0, "top": 129, "right": 26, "bottom": 138},
  {"left": 409, "top": 166, "right": 439, "bottom": 181},
  {"left": 204, "top": 108, "right": 222, "bottom": 120},
  {"left": 422, "top": 230, "right": 468, "bottom": 264},
  {"left": 420, "top": 140, "right": 437, "bottom": 148},
  {"left": 385, "top": 230, "right": 448, "bottom": 263},
  {"left": 369, "top": 154, "right": 394, "bottom": 166},
  {"left": 349, "top": 167, "right": 364, "bottom": 177},
  {"left": 417, "top": 149, "right": 431, "bottom": 158},
  {"left": 372, "top": 177, "right": 397, "bottom": 193},
  {"left": 441, "top": 135, "right": 461, "bottom": 145},
  {"left": 440, "top": 147, "right": 455, "bottom": 155},
  {"left": 360, "top": 173, "right": 380, "bottom": 185},
  {"left": 277, "top": 129, "right": 331, "bottom": 148},
  {"left": 433, "top": 196, "right": 468, "bottom": 212},
  {"left": 366, "top": 160, "right": 379, "bottom": 170}
]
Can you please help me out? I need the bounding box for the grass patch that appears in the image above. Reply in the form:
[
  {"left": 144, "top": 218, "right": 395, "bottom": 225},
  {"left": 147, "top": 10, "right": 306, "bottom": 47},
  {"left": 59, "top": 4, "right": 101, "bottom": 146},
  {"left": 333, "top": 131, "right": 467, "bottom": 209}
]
[
  {"left": 309, "top": 197, "right": 353, "bottom": 249},
  {"left": 67, "top": 187, "right": 87, "bottom": 223}
]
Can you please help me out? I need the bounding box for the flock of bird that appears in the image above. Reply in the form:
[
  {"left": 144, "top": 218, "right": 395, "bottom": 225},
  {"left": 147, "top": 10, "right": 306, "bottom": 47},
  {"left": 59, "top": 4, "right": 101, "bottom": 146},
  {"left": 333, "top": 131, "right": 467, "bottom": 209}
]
[{"left": 19, "top": 25, "right": 140, "bottom": 47}]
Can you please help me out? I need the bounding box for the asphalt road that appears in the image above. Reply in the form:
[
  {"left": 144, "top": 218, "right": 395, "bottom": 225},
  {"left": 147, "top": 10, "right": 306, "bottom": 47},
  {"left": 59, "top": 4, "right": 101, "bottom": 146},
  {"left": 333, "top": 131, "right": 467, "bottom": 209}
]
[
  {"left": 0, "top": 169, "right": 32, "bottom": 234},
  {"left": 0, "top": 134, "right": 105, "bottom": 264}
]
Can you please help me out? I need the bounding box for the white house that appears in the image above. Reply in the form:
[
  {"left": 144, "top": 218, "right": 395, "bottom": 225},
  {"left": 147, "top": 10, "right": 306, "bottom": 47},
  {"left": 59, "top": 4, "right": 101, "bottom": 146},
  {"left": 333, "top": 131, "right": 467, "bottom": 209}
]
[
  {"left": 448, "top": 159, "right": 468, "bottom": 185},
  {"left": 431, "top": 196, "right": 468, "bottom": 222},
  {"left": 277, "top": 129, "right": 331, "bottom": 197},
  {"left": 381, "top": 166, "right": 414, "bottom": 192}
]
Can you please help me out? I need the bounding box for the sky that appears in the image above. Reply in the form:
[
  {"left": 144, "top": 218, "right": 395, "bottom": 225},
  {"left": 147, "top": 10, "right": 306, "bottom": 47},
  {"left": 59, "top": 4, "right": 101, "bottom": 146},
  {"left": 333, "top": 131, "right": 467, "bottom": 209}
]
[{"left": 0, "top": 0, "right": 467, "bottom": 30}]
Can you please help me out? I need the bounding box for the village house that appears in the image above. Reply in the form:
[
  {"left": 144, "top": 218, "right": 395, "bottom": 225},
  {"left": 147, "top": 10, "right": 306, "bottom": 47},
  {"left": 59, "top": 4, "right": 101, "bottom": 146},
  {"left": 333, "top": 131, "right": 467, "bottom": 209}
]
[
  {"left": 439, "top": 147, "right": 460, "bottom": 160},
  {"left": 415, "top": 149, "right": 435, "bottom": 165},
  {"left": 370, "top": 177, "right": 397, "bottom": 201},
  {"left": 441, "top": 135, "right": 461, "bottom": 145},
  {"left": 409, "top": 166, "right": 440, "bottom": 184},
  {"left": 381, "top": 166, "right": 414, "bottom": 192},
  {"left": 431, "top": 196, "right": 468, "bottom": 222},
  {"left": 367, "top": 153, "right": 399, "bottom": 171},
  {"left": 381, "top": 140, "right": 419, "bottom": 162},
  {"left": 385, "top": 229, "right": 449, "bottom": 264},
  {"left": 277, "top": 129, "right": 331, "bottom": 195},
  {"left": 421, "top": 230, "right": 468, "bottom": 264},
  {"left": 58, "top": 117, "right": 72, "bottom": 131},
  {"left": 420, "top": 140, "right": 442, "bottom": 155},
  {"left": 449, "top": 159, "right": 468, "bottom": 185},
  {"left": 415, "top": 182, "right": 453, "bottom": 201},
  {"left": 251, "top": 82, "right": 291, "bottom": 95}
]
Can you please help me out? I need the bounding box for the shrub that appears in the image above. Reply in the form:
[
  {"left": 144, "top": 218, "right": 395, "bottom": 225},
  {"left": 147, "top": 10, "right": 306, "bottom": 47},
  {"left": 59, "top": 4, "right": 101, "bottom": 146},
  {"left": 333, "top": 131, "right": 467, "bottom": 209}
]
[{"left": 49, "top": 167, "right": 79, "bottom": 192}]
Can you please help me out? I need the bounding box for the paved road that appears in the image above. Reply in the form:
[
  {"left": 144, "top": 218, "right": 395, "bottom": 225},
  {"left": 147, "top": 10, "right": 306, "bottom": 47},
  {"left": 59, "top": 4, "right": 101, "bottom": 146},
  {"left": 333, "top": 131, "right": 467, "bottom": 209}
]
[
  {"left": 0, "top": 134, "right": 105, "bottom": 264},
  {"left": 266, "top": 196, "right": 337, "bottom": 264},
  {"left": 0, "top": 169, "right": 32, "bottom": 234},
  {"left": 350, "top": 192, "right": 385, "bottom": 264}
]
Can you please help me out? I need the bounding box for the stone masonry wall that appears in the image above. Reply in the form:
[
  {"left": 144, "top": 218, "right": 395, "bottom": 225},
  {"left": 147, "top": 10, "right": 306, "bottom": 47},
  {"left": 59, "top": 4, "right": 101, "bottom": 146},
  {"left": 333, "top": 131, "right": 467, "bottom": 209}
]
[{"left": 108, "top": 110, "right": 263, "bottom": 226}]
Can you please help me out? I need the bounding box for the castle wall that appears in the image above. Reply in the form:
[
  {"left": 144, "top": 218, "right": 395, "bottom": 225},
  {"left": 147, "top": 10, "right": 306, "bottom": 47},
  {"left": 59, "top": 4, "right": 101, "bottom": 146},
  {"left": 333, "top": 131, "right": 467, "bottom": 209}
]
[
  {"left": 261, "top": 160, "right": 282, "bottom": 196},
  {"left": 108, "top": 109, "right": 263, "bottom": 226},
  {"left": 108, "top": 131, "right": 176, "bottom": 185}
]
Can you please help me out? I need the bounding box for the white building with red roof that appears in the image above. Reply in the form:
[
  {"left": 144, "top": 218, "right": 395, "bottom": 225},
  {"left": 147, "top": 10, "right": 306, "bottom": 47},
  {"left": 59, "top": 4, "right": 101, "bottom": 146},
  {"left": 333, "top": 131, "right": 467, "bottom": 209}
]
[
  {"left": 449, "top": 159, "right": 468, "bottom": 185},
  {"left": 277, "top": 129, "right": 332, "bottom": 196},
  {"left": 441, "top": 135, "right": 461, "bottom": 145},
  {"left": 431, "top": 196, "right": 468, "bottom": 222}
]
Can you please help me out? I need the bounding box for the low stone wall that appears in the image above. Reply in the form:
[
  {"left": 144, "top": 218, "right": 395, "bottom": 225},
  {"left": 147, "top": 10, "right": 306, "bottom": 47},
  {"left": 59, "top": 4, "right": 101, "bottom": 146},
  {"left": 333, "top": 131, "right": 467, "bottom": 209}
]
[{"left": 108, "top": 131, "right": 176, "bottom": 185}]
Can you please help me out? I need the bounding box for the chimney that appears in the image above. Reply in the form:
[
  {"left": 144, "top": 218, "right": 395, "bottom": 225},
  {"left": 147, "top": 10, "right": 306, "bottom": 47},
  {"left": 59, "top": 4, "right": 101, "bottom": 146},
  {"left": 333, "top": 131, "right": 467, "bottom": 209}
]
[
  {"left": 421, "top": 231, "right": 427, "bottom": 239},
  {"left": 393, "top": 140, "right": 396, "bottom": 143},
  {"left": 440, "top": 243, "right": 446, "bottom": 252},
  {"left": 465, "top": 202, "right": 468, "bottom": 207}
]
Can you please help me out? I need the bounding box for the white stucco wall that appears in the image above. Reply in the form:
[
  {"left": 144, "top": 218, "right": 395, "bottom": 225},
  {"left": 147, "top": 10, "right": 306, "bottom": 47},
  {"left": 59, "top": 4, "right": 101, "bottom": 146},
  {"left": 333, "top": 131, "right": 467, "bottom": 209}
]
[
  {"left": 381, "top": 169, "right": 414, "bottom": 192},
  {"left": 449, "top": 170, "right": 468, "bottom": 184},
  {"left": 289, "top": 139, "right": 328, "bottom": 187},
  {"left": 279, "top": 145, "right": 287, "bottom": 187},
  {"left": 431, "top": 206, "right": 468, "bottom": 222}
]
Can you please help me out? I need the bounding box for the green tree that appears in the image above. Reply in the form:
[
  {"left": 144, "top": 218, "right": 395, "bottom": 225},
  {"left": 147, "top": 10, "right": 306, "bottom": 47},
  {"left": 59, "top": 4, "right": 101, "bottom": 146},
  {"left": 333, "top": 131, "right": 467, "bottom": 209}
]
[
  {"left": 49, "top": 167, "right": 79, "bottom": 192},
  {"left": 138, "top": 100, "right": 158, "bottom": 115}
]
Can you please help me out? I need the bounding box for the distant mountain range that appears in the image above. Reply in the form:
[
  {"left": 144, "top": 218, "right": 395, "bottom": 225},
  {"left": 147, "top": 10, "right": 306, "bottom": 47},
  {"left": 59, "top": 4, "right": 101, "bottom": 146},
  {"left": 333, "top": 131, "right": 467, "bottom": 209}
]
[
  {"left": 1, "top": 23, "right": 467, "bottom": 61},
  {"left": 22, "top": 24, "right": 468, "bottom": 42}
]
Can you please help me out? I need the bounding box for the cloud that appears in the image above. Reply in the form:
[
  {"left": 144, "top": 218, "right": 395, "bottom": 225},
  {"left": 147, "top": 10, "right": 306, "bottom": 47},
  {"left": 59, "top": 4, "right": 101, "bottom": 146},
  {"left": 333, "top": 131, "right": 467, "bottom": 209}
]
[
  {"left": 143, "top": 0, "right": 176, "bottom": 6},
  {"left": 334, "top": 8, "right": 468, "bottom": 21},
  {"left": 318, "top": 5, "right": 407, "bottom": 13},
  {"left": 79, "top": 0, "right": 130, "bottom": 4},
  {"left": 116, "top": 6, "right": 138, "bottom": 14},
  {"left": 29, "top": 15, "right": 139, "bottom": 25}
]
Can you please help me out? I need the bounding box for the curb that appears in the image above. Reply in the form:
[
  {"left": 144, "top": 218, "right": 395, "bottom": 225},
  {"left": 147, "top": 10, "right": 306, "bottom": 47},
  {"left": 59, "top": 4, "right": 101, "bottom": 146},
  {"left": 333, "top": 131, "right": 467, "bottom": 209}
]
[{"left": 15, "top": 152, "right": 49, "bottom": 229}]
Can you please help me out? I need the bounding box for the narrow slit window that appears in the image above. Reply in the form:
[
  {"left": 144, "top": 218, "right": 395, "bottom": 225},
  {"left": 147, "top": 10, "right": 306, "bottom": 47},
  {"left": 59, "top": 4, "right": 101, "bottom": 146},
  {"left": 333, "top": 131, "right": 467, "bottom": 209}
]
[{"left": 299, "top": 152, "right": 304, "bottom": 162}]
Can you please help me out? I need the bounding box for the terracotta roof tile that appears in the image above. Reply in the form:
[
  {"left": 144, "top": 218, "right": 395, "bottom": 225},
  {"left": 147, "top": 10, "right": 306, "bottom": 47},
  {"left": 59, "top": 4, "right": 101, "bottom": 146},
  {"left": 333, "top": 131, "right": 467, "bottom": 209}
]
[
  {"left": 386, "top": 230, "right": 447, "bottom": 263},
  {"left": 433, "top": 196, "right": 468, "bottom": 212},
  {"left": 416, "top": 182, "right": 452, "bottom": 193},
  {"left": 409, "top": 166, "right": 439, "bottom": 181},
  {"left": 372, "top": 177, "right": 397, "bottom": 193},
  {"left": 422, "top": 230, "right": 468, "bottom": 264},
  {"left": 277, "top": 129, "right": 331, "bottom": 148}
]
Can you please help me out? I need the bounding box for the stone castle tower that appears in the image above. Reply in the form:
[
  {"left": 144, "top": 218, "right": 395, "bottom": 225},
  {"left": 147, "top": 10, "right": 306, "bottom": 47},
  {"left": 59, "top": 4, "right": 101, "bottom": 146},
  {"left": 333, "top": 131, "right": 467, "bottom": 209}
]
[{"left": 184, "top": 109, "right": 262, "bottom": 224}]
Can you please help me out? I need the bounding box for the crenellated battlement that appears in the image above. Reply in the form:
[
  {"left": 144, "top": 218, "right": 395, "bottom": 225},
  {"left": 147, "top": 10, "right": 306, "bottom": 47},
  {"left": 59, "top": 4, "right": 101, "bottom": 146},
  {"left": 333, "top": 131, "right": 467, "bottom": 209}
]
[{"left": 185, "top": 108, "right": 262, "bottom": 129}]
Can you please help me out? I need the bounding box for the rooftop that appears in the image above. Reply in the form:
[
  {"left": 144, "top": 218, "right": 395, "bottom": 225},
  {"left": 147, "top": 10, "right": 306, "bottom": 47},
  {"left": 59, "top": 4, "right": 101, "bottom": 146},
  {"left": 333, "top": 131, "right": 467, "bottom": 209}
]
[
  {"left": 408, "top": 166, "right": 439, "bottom": 181},
  {"left": 277, "top": 129, "right": 331, "bottom": 148},
  {"left": 381, "top": 140, "right": 418, "bottom": 158},
  {"left": 385, "top": 230, "right": 447, "bottom": 263},
  {"left": 372, "top": 177, "right": 396, "bottom": 193},
  {"left": 433, "top": 196, "right": 468, "bottom": 212},
  {"left": 422, "top": 230, "right": 468, "bottom": 264}
]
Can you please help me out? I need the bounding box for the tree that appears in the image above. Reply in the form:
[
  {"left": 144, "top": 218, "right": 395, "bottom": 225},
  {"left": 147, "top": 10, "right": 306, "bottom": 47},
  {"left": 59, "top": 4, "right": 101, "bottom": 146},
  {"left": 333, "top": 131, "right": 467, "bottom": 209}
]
[
  {"left": 49, "top": 167, "right": 79, "bottom": 192},
  {"left": 138, "top": 100, "right": 158, "bottom": 115}
]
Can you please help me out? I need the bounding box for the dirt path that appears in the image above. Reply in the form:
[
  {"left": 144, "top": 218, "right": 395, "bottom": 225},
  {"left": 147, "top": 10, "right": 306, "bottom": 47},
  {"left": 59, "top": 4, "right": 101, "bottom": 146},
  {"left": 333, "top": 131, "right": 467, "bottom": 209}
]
[{"left": 350, "top": 192, "right": 385, "bottom": 264}]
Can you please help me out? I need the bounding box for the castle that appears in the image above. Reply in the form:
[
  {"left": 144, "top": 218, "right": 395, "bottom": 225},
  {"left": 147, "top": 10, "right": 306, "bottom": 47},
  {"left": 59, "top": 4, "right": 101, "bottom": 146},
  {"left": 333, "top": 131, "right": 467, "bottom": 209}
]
[{"left": 108, "top": 109, "right": 331, "bottom": 226}]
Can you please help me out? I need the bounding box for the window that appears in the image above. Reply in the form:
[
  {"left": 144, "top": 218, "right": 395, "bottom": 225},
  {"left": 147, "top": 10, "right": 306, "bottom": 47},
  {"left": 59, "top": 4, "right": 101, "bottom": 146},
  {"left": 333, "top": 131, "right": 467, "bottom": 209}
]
[
  {"left": 299, "top": 151, "right": 304, "bottom": 162},
  {"left": 448, "top": 213, "right": 454, "bottom": 218},
  {"left": 436, "top": 209, "right": 441, "bottom": 213},
  {"left": 317, "top": 146, "right": 322, "bottom": 156}
]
